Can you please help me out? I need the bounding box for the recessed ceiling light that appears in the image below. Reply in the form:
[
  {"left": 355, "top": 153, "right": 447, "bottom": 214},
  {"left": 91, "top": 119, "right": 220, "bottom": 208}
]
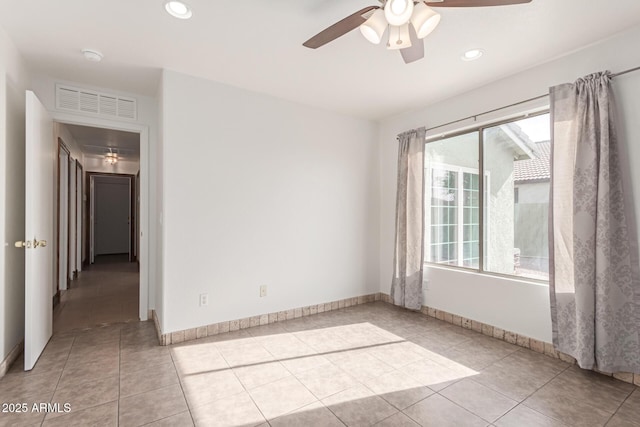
[
  {"left": 165, "top": 1, "right": 192, "bottom": 19},
  {"left": 81, "top": 49, "right": 103, "bottom": 62},
  {"left": 462, "top": 49, "right": 484, "bottom": 61}
]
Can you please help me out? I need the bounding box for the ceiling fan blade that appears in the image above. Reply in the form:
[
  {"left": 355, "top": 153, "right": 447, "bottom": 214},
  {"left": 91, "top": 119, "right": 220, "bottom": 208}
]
[
  {"left": 303, "top": 6, "right": 379, "bottom": 49},
  {"left": 400, "top": 25, "right": 424, "bottom": 64},
  {"left": 426, "top": 0, "right": 531, "bottom": 7}
]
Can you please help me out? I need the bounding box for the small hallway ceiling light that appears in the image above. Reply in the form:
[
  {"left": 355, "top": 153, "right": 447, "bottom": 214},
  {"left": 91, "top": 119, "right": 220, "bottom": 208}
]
[
  {"left": 105, "top": 150, "right": 118, "bottom": 165},
  {"left": 81, "top": 49, "right": 103, "bottom": 62},
  {"left": 165, "top": 1, "right": 192, "bottom": 19},
  {"left": 462, "top": 48, "right": 484, "bottom": 61}
]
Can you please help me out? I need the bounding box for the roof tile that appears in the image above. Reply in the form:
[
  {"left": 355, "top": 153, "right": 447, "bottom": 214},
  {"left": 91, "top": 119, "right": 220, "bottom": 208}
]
[{"left": 514, "top": 140, "right": 550, "bottom": 182}]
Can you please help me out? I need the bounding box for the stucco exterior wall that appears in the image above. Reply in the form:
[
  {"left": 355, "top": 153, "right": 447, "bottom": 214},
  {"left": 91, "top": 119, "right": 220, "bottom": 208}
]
[
  {"left": 515, "top": 181, "right": 549, "bottom": 273},
  {"left": 484, "top": 131, "right": 517, "bottom": 274}
]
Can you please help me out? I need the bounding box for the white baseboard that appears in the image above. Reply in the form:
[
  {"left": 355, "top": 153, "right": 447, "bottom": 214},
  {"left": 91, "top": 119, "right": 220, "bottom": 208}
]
[{"left": 0, "top": 340, "right": 23, "bottom": 378}]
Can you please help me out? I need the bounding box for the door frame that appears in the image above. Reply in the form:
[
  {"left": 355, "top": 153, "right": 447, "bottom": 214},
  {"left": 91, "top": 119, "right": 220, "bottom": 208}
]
[
  {"left": 75, "top": 160, "right": 83, "bottom": 277},
  {"left": 67, "top": 155, "right": 75, "bottom": 284},
  {"left": 55, "top": 139, "right": 70, "bottom": 304},
  {"left": 87, "top": 172, "right": 136, "bottom": 262},
  {"left": 50, "top": 112, "right": 150, "bottom": 322}
]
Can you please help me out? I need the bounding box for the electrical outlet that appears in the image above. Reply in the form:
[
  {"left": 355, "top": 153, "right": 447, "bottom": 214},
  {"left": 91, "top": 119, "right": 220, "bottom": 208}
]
[
  {"left": 199, "top": 293, "right": 209, "bottom": 306},
  {"left": 260, "top": 285, "right": 267, "bottom": 297},
  {"left": 423, "top": 280, "right": 429, "bottom": 291}
]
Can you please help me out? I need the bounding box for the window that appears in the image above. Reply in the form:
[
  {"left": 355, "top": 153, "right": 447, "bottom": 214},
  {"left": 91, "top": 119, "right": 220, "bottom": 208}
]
[
  {"left": 425, "top": 131, "right": 479, "bottom": 268},
  {"left": 427, "top": 165, "right": 484, "bottom": 268},
  {"left": 424, "top": 113, "right": 550, "bottom": 281}
]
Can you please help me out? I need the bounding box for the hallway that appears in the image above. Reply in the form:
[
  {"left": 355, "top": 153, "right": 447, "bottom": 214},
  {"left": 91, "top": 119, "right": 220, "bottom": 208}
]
[{"left": 53, "top": 255, "right": 140, "bottom": 333}]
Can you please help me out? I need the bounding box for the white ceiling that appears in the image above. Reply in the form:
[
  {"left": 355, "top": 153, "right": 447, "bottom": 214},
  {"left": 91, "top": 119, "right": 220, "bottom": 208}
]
[
  {"left": 64, "top": 124, "right": 140, "bottom": 160},
  {"left": 2, "top": 0, "right": 640, "bottom": 119}
]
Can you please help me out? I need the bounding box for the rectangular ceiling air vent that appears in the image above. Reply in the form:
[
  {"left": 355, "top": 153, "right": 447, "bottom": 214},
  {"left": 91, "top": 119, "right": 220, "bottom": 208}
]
[{"left": 55, "top": 84, "right": 137, "bottom": 120}]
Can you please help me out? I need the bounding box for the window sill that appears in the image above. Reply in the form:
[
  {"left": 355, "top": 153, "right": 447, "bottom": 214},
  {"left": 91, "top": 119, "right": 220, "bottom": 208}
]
[{"left": 423, "top": 263, "right": 549, "bottom": 287}]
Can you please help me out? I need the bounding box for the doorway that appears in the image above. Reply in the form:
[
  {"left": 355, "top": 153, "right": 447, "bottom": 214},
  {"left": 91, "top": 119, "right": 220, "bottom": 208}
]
[
  {"left": 48, "top": 112, "right": 150, "bottom": 322},
  {"left": 55, "top": 139, "right": 70, "bottom": 302},
  {"left": 52, "top": 123, "right": 142, "bottom": 333},
  {"left": 89, "top": 173, "right": 137, "bottom": 264}
]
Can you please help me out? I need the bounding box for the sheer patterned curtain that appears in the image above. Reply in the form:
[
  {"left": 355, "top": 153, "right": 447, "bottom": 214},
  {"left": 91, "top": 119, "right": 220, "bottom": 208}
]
[
  {"left": 549, "top": 71, "right": 640, "bottom": 373},
  {"left": 391, "top": 128, "right": 426, "bottom": 310}
]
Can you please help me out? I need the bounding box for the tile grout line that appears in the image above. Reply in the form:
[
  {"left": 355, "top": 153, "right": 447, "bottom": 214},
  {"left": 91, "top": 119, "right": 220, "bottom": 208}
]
[
  {"left": 462, "top": 344, "right": 572, "bottom": 424},
  {"left": 451, "top": 346, "right": 561, "bottom": 403},
  {"left": 602, "top": 384, "right": 636, "bottom": 426},
  {"left": 366, "top": 306, "right": 569, "bottom": 425},
  {"left": 283, "top": 324, "right": 394, "bottom": 426},
  {"left": 44, "top": 328, "right": 125, "bottom": 425},
  {"left": 41, "top": 333, "right": 77, "bottom": 426},
  {"left": 436, "top": 391, "right": 502, "bottom": 425},
  {"left": 117, "top": 328, "right": 122, "bottom": 427},
  {"left": 237, "top": 312, "right": 394, "bottom": 426},
  {"left": 215, "top": 342, "right": 272, "bottom": 425},
  {"left": 514, "top": 362, "right": 576, "bottom": 425},
  {"left": 400, "top": 392, "right": 433, "bottom": 426},
  {"left": 166, "top": 343, "right": 197, "bottom": 426}
]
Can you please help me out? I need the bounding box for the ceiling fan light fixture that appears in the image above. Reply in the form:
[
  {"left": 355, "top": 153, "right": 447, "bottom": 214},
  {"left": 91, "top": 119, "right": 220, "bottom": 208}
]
[
  {"left": 165, "top": 1, "right": 192, "bottom": 19},
  {"left": 384, "top": 0, "right": 414, "bottom": 26},
  {"left": 360, "top": 9, "right": 387, "bottom": 44},
  {"left": 387, "top": 24, "right": 412, "bottom": 50},
  {"left": 411, "top": 2, "right": 441, "bottom": 39}
]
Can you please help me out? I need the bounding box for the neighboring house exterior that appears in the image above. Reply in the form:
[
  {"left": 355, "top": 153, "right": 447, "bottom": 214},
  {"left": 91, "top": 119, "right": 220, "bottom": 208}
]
[
  {"left": 514, "top": 140, "right": 551, "bottom": 277},
  {"left": 424, "top": 123, "right": 547, "bottom": 277}
]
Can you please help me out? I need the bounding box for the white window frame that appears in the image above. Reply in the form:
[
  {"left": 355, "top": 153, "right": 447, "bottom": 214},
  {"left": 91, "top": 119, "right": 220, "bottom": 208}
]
[{"left": 425, "top": 162, "right": 489, "bottom": 268}]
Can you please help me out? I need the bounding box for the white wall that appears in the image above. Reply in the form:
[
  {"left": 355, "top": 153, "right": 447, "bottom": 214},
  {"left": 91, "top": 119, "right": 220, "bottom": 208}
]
[
  {"left": 0, "top": 27, "right": 30, "bottom": 365},
  {"left": 160, "top": 70, "right": 379, "bottom": 334},
  {"left": 155, "top": 75, "right": 165, "bottom": 326},
  {"left": 379, "top": 24, "right": 640, "bottom": 342}
]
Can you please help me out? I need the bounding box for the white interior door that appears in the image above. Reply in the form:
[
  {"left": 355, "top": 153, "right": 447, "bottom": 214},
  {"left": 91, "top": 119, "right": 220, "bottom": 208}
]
[{"left": 24, "top": 91, "right": 54, "bottom": 371}]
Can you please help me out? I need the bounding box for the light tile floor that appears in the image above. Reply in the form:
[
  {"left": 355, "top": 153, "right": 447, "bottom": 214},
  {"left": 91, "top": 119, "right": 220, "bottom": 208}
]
[
  {"left": 53, "top": 255, "right": 139, "bottom": 333},
  {"left": 1, "top": 302, "right": 638, "bottom": 426}
]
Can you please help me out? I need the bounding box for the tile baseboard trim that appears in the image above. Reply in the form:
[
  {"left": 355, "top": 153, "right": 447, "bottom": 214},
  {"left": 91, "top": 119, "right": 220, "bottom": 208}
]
[
  {"left": 379, "top": 293, "right": 640, "bottom": 386},
  {"left": 152, "top": 309, "right": 164, "bottom": 345},
  {"left": 155, "top": 292, "right": 382, "bottom": 346},
  {"left": 0, "top": 340, "right": 23, "bottom": 379}
]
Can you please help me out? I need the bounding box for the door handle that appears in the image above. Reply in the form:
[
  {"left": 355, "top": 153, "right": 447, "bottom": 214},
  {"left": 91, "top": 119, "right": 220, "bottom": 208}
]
[{"left": 14, "top": 238, "right": 47, "bottom": 249}]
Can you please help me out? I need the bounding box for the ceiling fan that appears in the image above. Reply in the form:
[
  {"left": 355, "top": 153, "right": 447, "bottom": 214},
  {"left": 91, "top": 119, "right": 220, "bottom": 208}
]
[{"left": 303, "top": 0, "right": 532, "bottom": 64}]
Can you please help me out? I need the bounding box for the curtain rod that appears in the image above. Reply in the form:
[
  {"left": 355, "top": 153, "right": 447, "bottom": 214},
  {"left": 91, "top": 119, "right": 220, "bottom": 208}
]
[{"left": 423, "top": 65, "right": 640, "bottom": 134}]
